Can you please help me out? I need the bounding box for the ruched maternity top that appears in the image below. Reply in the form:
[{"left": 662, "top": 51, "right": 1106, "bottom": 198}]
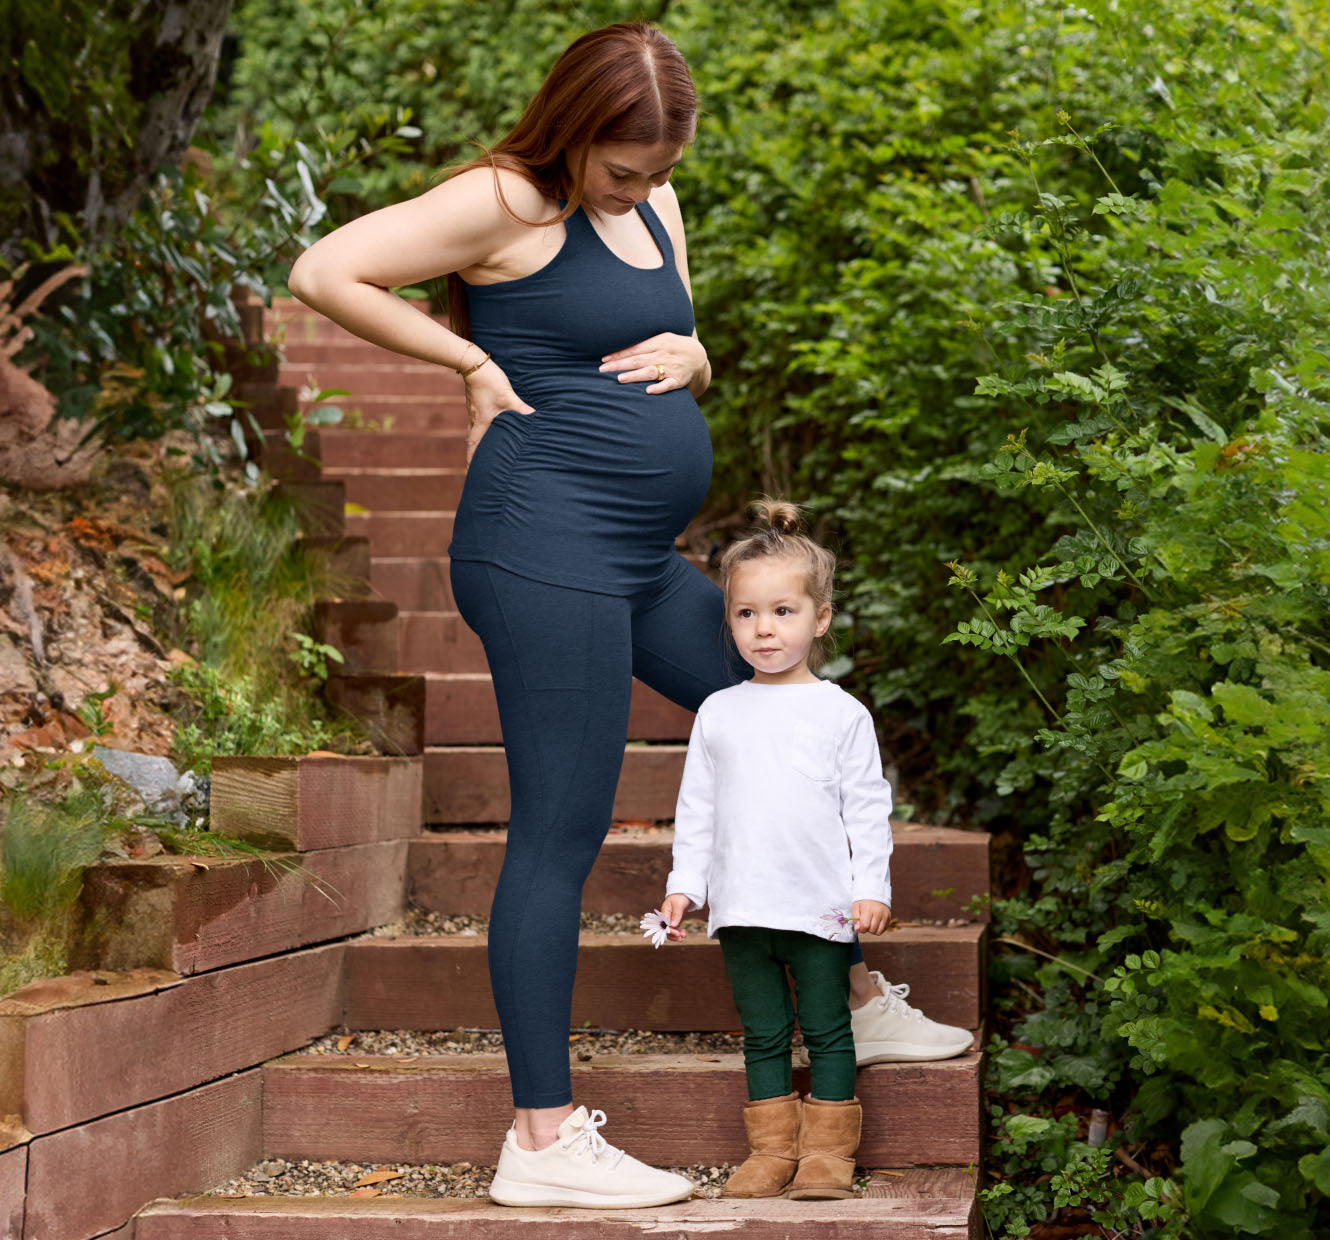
[{"left": 447, "top": 200, "right": 713, "bottom": 595}]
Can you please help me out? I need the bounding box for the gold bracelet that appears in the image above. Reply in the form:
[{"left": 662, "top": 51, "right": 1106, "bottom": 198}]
[{"left": 457, "top": 350, "right": 492, "bottom": 379}]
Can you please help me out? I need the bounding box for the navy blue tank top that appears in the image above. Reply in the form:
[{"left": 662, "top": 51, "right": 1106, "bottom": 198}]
[{"left": 447, "top": 200, "right": 713, "bottom": 595}]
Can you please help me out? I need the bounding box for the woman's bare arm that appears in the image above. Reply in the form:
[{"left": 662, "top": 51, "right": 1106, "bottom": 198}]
[
  {"left": 288, "top": 168, "right": 550, "bottom": 457},
  {"left": 287, "top": 168, "right": 543, "bottom": 372}
]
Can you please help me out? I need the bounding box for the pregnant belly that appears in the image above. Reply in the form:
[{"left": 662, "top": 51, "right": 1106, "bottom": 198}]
[{"left": 505, "top": 386, "right": 713, "bottom": 541}]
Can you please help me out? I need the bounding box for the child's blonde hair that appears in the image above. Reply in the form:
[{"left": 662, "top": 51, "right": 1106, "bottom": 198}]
[{"left": 718, "top": 498, "right": 837, "bottom": 670}]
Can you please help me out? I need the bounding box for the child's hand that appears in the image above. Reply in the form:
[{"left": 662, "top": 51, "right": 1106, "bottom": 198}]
[
  {"left": 661, "top": 893, "right": 691, "bottom": 941},
  {"left": 852, "top": 900, "right": 891, "bottom": 936}
]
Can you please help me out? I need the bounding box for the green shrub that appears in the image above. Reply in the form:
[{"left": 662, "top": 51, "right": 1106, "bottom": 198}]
[
  {"left": 0, "top": 786, "right": 117, "bottom": 994},
  {"left": 204, "top": 0, "right": 657, "bottom": 223},
  {"left": 674, "top": 1, "right": 1330, "bottom": 1235},
  {"left": 169, "top": 661, "right": 344, "bottom": 772},
  {"left": 0, "top": 787, "right": 110, "bottom": 921},
  {"left": 165, "top": 474, "right": 361, "bottom": 770},
  {"left": 16, "top": 116, "right": 411, "bottom": 464}
]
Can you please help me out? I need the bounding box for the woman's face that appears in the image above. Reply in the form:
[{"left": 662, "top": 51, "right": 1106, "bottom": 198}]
[{"left": 576, "top": 140, "right": 684, "bottom": 215}]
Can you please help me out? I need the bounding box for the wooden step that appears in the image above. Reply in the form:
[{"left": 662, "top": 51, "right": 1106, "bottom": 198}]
[
  {"left": 261, "top": 1052, "right": 981, "bottom": 1170},
  {"left": 278, "top": 341, "right": 448, "bottom": 367},
  {"left": 319, "top": 431, "right": 467, "bottom": 471},
  {"left": 243, "top": 382, "right": 300, "bottom": 431},
  {"left": 308, "top": 397, "right": 468, "bottom": 433},
  {"left": 24, "top": 1069, "right": 261, "bottom": 1240},
  {"left": 408, "top": 825, "right": 989, "bottom": 922},
  {"left": 314, "top": 598, "right": 399, "bottom": 672},
  {"left": 225, "top": 341, "right": 280, "bottom": 385},
  {"left": 210, "top": 754, "right": 422, "bottom": 851},
  {"left": 345, "top": 512, "right": 454, "bottom": 558},
  {"left": 398, "top": 610, "right": 485, "bottom": 673},
  {"left": 0, "top": 1124, "right": 24, "bottom": 1240},
  {"left": 422, "top": 743, "right": 685, "bottom": 823},
  {"left": 343, "top": 927, "right": 984, "bottom": 1031},
  {"left": 301, "top": 535, "right": 373, "bottom": 597},
  {"left": 372, "top": 557, "right": 455, "bottom": 610},
  {"left": 136, "top": 1174, "right": 979, "bottom": 1239},
  {"left": 425, "top": 674, "right": 694, "bottom": 745},
  {"left": 326, "top": 671, "right": 427, "bottom": 755},
  {"left": 277, "top": 479, "right": 345, "bottom": 538},
  {"left": 340, "top": 470, "right": 466, "bottom": 513},
  {"left": 74, "top": 841, "right": 407, "bottom": 974},
  {"left": 267, "top": 299, "right": 444, "bottom": 339},
  {"left": 261, "top": 428, "right": 322, "bottom": 483},
  {"left": 0, "top": 944, "right": 340, "bottom": 1136},
  {"left": 279, "top": 363, "right": 465, "bottom": 398}
]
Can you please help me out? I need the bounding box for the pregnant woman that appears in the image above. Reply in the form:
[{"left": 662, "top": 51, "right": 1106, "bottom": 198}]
[{"left": 289, "top": 21, "right": 970, "bottom": 1210}]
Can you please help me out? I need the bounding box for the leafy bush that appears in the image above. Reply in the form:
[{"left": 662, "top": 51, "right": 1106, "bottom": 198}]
[
  {"left": 165, "top": 473, "right": 361, "bottom": 770},
  {"left": 675, "top": 1, "right": 1330, "bottom": 1234},
  {"left": 17, "top": 111, "right": 410, "bottom": 465},
  {"left": 204, "top": 0, "right": 658, "bottom": 223}
]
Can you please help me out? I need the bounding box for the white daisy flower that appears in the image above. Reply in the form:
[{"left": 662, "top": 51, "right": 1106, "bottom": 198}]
[
  {"left": 820, "top": 909, "right": 857, "bottom": 932},
  {"left": 639, "top": 909, "right": 671, "bottom": 949}
]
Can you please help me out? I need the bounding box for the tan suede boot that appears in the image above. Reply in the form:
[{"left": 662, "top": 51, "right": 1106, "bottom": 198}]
[
  {"left": 721, "top": 1093, "right": 802, "bottom": 1198},
  {"left": 784, "top": 1096, "right": 861, "bottom": 1200}
]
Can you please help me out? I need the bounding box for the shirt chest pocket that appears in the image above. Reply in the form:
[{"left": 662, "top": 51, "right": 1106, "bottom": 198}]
[{"left": 789, "top": 730, "right": 839, "bottom": 783}]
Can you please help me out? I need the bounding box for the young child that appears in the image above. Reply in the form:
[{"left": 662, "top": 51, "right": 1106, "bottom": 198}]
[{"left": 658, "top": 500, "right": 894, "bottom": 1201}]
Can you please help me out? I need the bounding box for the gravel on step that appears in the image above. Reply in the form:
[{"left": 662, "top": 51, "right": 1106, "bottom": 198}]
[
  {"left": 370, "top": 909, "right": 697, "bottom": 938},
  {"left": 208, "top": 1158, "right": 869, "bottom": 1201},
  {"left": 303, "top": 1026, "right": 747, "bottom": 1058},
  {"left": 209, "top": 1159, "right": 737, "bottom": 1200},
  {"left": 369, "top": 908, "right": 974, "bottom": 937}
]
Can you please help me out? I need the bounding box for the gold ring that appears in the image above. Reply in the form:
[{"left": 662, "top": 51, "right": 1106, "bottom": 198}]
[{"left": 655, "top": 364, "right": 665, "bottom": 382}]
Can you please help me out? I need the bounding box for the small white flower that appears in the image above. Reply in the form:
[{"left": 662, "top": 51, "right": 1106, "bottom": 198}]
[
  {"left": 820, "top": 909, "right": 857, "bottom": 932},
  {"left": 639, "top": 909, "right": 671, "bottom": 949}
]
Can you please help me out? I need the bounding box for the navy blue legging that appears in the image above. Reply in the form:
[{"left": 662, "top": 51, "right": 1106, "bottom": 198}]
[{"left": 450, "top": 554, "right": 862, "bottom": 1108}]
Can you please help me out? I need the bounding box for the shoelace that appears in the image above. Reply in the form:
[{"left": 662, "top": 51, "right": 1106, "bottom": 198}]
[
  {"left": 560, "top": 1109, "right": 626, "bottom": 1169},
  {"left": 878, "top": 981, "right": 926, "bottom": 1022}
]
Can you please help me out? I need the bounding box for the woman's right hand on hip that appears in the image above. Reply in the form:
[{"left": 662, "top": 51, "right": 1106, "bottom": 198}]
[{"left": 464, "top": 360, "right": 535, "bottom": 462}]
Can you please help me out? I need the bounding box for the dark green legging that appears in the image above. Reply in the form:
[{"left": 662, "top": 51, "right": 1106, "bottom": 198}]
[{"left": 718, "top": 926, "right": 856, "bottom": 1102}]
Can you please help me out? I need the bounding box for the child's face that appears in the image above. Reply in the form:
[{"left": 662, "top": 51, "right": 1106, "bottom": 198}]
[{"left": 726, "top": 556, "right": 832, "bottom": 685}]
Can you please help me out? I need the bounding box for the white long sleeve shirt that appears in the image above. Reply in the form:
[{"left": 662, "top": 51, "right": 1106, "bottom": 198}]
[{"left": 666, "top": 679, "right": 894, "bottom": 943}]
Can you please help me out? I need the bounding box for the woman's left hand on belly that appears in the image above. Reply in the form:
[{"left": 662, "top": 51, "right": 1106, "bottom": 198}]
[{"left": 599, "top": 332, "right": 708, "bottom": 395}]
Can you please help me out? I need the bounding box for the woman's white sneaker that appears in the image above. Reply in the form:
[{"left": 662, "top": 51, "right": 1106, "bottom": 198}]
[
  {"left": 851, "top": 973, "right": 975, "bottom": 1064},
  {"left": 489, "top": 1106, "right": 695, "bottom": 1209}
]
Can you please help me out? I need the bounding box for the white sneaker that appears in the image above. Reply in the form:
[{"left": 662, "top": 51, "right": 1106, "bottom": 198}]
[
  {"left": 489, "top": 1105, "right": 695, "bottom": 1209},
  {"left": 852, "top": 973, "right": 974, "bottom": 1064}
]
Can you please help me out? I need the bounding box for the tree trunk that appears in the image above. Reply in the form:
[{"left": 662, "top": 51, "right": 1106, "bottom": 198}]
[
  {"left": 1, "top": 0, "right": 235, "bottom": 257},
  {"left": 96, "top": 0, "right": 237, "bottom": 245}
]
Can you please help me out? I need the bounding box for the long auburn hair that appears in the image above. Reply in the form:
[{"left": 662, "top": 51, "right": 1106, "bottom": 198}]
[{"left": 445, "top": 22, "right": 697, "bottom": 337}]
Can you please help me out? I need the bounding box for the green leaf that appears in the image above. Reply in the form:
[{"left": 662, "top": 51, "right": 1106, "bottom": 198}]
[
  {"left": 1180, "top": 1118, "right": 1231, "bottom": 1214},
  {"left": 1160, "top": 395, "right": 1227, "bottom": 444},
  {"left": 1299, "top": 1147, "right": 1330, "bottom": 1194}
]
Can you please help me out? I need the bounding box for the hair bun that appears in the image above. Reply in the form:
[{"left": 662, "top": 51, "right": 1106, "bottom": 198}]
[{"left": 749, "top": 497, "right": 804, "bottom": 536}]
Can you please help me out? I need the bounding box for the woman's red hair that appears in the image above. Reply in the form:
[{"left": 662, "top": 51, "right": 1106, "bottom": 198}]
[{"left": 446, "top": 22, "right": 697, "bottom": 336}]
